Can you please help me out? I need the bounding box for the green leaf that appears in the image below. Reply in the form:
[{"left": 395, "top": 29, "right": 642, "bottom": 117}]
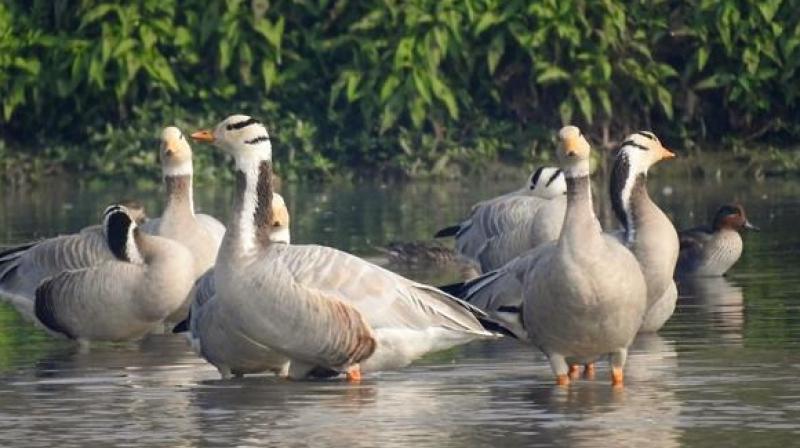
[
  {"left": 597, "top": 89, "right": 612, "bottom": 116},
  {"left": 261, "top": 60, "right": 277, "bottom": 91},
  {"left": 430, "top": 76, "right": 459, "bottom": 119},
  {"left": 537, "top": 65, "right": 569, "bottom": 84},
  {"left": 656, "top": 86, "right": 673, "bottom": 119},
  {"left": 757, "top": 0, "right": 783, "bottom": 22},
  {"left": 475, "top": 11, "right": 501, "bottom": 35},
  {"left": 573, "top": 87, "right": 593, "bottom": 123},
  {"left": 412, "top": 70, "right": 432, "bottom": 104},
  {"left": 380, "top": 75, "right": 401, "bottom": 103},
  {"left": 696, "top": 47, "right": 709, "bottom": 71},
  {"left": 487, "top": 34, "right": 504, "bottom": 75},
  {"left": 409, "top": 98, "right": 426, "bottom": 128},
  {"left": 346, "top": 71, "right": 361, "bottom": 102},
  {"left": 694, "top": 74, "right": 724, "bottom": 90}
]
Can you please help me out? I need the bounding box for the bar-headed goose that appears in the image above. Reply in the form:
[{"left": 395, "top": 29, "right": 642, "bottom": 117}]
[
  {"left": 447, "top": 127, "right": 647, "bottom": 387},
  {"left": 0, "top": 201, "right": 147, "bottom": 320},
  {"left": 474, "top": 170, "right": 567, "bottom": 271},
  {"left": 190, "top": 114, "right": 501, "bottom": 381},
  {"left": 676, "top": 204, "right": 758, "bottom": 277},
  {"left": 434, "top": 167, "right": 566, "bottom": 262},
  {"left": 33, "top": 204, "right": 195, "bottom": 342},
  {"left": 140, "top": 126, "right": 226, "bottom": 279},
  {"left": 174, "top": 193, "right": 291, "bottom": 379},
  {"left": 609, "top": 131, "right": 678, "bottom": 332}
]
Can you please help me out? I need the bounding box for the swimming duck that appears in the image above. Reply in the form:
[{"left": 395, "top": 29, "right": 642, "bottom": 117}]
[
  {"left": 609, "top": 131, "right": 679, "bottom": 332},
  {"left": 190, "top": 114, "right": 502, "bottom": 381},
  {"left": 676, "top": 204, "right": 758, "bottom": 277},
  {"left": 32, "top": 204, "right": 194, "bottom": 342},
  {"left": 434, "top": 167, "right": 566, "bottom": 263}
]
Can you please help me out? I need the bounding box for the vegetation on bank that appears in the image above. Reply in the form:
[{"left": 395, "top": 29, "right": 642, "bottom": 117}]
[{"left": 1, "top": 0, "right": 799, "bottom": 185}]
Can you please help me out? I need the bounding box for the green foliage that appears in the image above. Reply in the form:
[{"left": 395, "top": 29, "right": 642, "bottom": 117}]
[{"left": 1, "top": 0, "right": 799, "bottom": 183}]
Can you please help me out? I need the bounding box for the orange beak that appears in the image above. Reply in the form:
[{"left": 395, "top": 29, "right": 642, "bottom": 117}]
[
  {"left": 563, "top": 136, "right": 580, "bottom": 157},
  {"left": 164, "top": 141, "right": 177, "bottom": 156},
  {"left": 661, "top": 146, "right": 677, "bottom": 160},
  {"left": 191, "top": 129, "right": 215, "bottom": 143}
]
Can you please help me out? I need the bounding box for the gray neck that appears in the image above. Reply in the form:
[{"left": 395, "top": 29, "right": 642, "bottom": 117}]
[
  {"left": 226, "top": 160, "right": 274, "bottom": 255},
  {"left": 163, "top": 175, "right": 194, "bottom": 217},
  {"left": 560, "top": 175, "right": 601, "bottom": 244}
]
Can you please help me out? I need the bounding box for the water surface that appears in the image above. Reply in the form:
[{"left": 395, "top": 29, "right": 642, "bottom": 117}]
[{"left": 0, "top": 168, "right": 798, "bottom": 447}]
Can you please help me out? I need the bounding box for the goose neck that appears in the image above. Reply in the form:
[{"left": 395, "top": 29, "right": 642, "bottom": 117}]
[
  {"left": 164, "top": 174, "right": 194, "bottom": 216},
  {"left": 225, "top": 160, "right": 275, "bottom": 255},
  {"left": 560, "top": 175, "right": 601, "bottom": 243}
]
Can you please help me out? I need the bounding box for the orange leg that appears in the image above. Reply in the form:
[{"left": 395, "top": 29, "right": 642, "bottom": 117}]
[
  {"left": 346, "top": 364, "right": 362, "bottom": 383},
  {"left": 583, "top": 363, "right": 596, "bottom": 380},
  {"left": 611, "top": 367, "right": 624, "bottom": 388},
  {"left": 568, "top": 364, "right": 581, "bottom": 380},
  {"left": 555, "top": 374, "right": 570, "bottom": 387}
]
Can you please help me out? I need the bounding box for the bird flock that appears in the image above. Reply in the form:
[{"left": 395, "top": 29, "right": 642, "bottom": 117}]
[{"left": 0, "top": 116, "right": 758, "bottom": 388}]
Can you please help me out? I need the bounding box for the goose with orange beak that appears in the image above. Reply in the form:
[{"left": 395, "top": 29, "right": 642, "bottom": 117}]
[
  {"left": 186, "top": 114, "right": 503, "bottom": 382},
  {"left": 445, "top": 126, "right": 648, "bottom": 387}
]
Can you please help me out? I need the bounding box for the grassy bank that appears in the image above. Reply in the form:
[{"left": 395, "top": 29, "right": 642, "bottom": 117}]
[{"left": 2, "top": 1, "right": 799, "bottom": 185}]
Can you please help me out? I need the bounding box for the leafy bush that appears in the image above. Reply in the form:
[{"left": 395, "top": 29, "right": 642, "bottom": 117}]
[{"left": 1, "top": 0, "right": 799, "bottom": 183}]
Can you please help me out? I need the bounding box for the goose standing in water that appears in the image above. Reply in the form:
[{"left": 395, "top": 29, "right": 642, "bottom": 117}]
[
  {"left": 33, "top": 204, "right": 194, "bottom": 342},
  {"left": 0, "top": 201, "right": 147, "bottom": 320},
  {"left": 676, "top": 204, "right": 758, "bottom": 277},
  {"left": 609, "top": 131, "right": 679, "bottom": 332},
  {"left": 190, "top": 114, "right": 501, "bottom": 381},
  {"left": 447, "top": 127, "right": 647, "bottom": 387},
  {"left": 519, "top": 125, "right": 647, "bottom": 387},
  {"left": 140, "top": 127, "right": 226, "bottom": 279},
  {"left": 174, "top": 193, "right": 291, "bottom": 379},
  {"left": 434, "top": 167, "right": 566, "bottom": 264}
]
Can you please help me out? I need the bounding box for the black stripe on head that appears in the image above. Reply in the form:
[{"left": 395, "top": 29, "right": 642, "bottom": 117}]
[
  {"left": 245, "top": 135, "right": 270, "bottom": 145},
  {"left": 545, "top": 169, "right": 563, "bottom": 187},
  {"left": 530, "top": 167, "right": 545, "bottom": 189},
  {"left": 636, "top": 131, "right": 656, "bottom": 140},
  {"left": 620, "top": 140, "right": 649, "bottom": 151},
  {"left": 105, "top": 210, "right": 134, "bottom": 262},
  {"left": 610, "top": 152, "right": 632, "bottom": 229},
  {"left": 226, "top": 117, "right": 261, "bottom": 131}
]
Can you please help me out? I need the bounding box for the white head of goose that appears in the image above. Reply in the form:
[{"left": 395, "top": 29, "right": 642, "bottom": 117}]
[
  {"left": 528, "top": 166, "right": 566, "bottom": 199},
  {"left": 190, "top": 115, "right": 501, "bottom": 381},
  {"left": 608, "top": 131, "right": 680, "bottom": 333}
]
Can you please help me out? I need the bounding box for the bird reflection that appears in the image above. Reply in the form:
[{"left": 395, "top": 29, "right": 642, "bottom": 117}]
[{"left": 678, "top": 276, "right": 745, "bottom": 344}]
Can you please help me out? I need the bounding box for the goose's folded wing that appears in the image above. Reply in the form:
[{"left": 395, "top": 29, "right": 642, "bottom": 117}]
[
  {"left": 281, "top": 245, "right": 490, "bottom": 334},
  {"left": 1, "top": 231, "right": 111, "bottom": 299},
  {"left": 34, "top": 262, "right": 139, "bottom": 338}
]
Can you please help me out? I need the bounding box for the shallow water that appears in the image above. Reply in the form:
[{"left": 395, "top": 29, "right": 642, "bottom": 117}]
[{"left": 0, "top": 167, "right": 799, "bottom": 447}]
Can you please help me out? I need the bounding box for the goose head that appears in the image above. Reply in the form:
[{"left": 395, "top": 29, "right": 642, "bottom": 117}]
[
  {"left": 557, "top": 126, "right": 591, "bottom": 177},
  {"left": 615, "top": 131, "right": 676, "bottom": 177},
  {"left": 713, "top": 204, "right": 759, "bottom": 232},
  {"left": 190, "top": 114, "right": 272, "bottom": 171},
  {"left": 529, "top": 166, "right": 566, "bottom": 199},
  {"left": 270, "top": 193, "right": 291, "bottom": 244},
  {"left": 102, "top": 204, "right": 143, "bottom": 264},
  {"left": 160, "top": 127, "right": 193, "bottom": 177}
]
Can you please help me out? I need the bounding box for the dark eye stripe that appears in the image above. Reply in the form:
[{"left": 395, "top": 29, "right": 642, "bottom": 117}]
[
  {"left": 245, "top": 135, "right": 270, "bottom": 145},
  {"left": 545, "top": 169, "right": 563, "bottom": 187},
  {"left": 226, "top": 117, "right": 261, "bottom": 131},
  {"left": 620, "top": 140, "right": 649, "bottom": 151},
  {"left": 636, "top": 131, "right": 656, "bottom": 140},
  {"left": 530, "top": 167, "right": 545, "bottom": 188}
]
